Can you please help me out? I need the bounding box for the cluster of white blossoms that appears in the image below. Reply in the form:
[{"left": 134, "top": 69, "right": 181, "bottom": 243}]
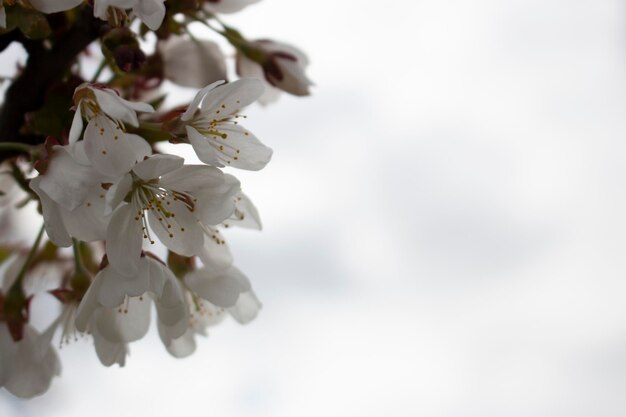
[{"left": 0, "top": 0, "right": 311, "bottom": 398}]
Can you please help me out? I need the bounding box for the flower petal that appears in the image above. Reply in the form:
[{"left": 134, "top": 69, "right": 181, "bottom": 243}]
[
  {"left": 186, "top": 266, "right": 250, "bottom": 308},
  {"left": 200, "top": 78, "right": 264, "bottom": 116},
  {"left": 95, "top": 296, "right": 151, "bottom": 343},
  {"left": 93, "top": 0, "right": 136, "bottom": 19},
  {"left": 92, "top": 88, "right": 154, "bottom": 126},
  {"left": 39, "top": 145, "right": 101, "bottom": 211},
  {"left": 159, "top": 164, "right": 224, "bottom": 193},
  {"left": 97, "top": 261, "right": 150, "bottom": 308},
  {"left": 134, "top": 0, "right": 166, "bottom": 31},
  {"left": 132, "top": 154, "right": 183, "bottom": 181},
  {"left": 75, "top": 272, "right": 104, "bottom": 333},
  {"left": 4, "top": 325, "right": 61, "bottom": 398},
  {"left": 105, "top": 173, "right": 132, "bottom": 215},
  {"left": 0, "top": 324, "right": 18, "bottom": 386},
  {"left": 181, "top": 80, "right": 226, "bottom": 122},
  {"left": 186, "top": 125, "right": 222, "bottom": 167},
  {"left": 59, "top": 187, "right": 110, "bottom": 242},
  {"left": 92, "top": 326, "right": 128, "bottom": 367},
  {"left": 83, "top": 116, "right": 151, "bottom": 177},
  {"left": 198, "top": 227, "right": 233, "bottom": 270},
  {"left": 164, "top": 329, "right": 197, "bottom": 358},
  {"left": 226, "top": 191, "right": 262, "bottom": 230},
  {"left": 236, "top": 54, "right": 282, "bottom": 105},
  {"left": 147, "top": 201, "right": 203, "bottom": 256},
  {"left": 69, "top": 102, "right": 84, "bottom": 145},
  {"left": 157, "top": 311, "right": 189, "bottom": 348},
  {"left": 194, "top": 174, "right": 240, "bottom": 225},
  {"left": 30, "top": 177, "right": 72, "bottom": 247},
  {"left": 187, "top": 124, "right": 272, "bottom": 171},
  {"left": 106, "top": 201, "right": 143, "bottom": 276},
  {"left": 228, "top": 290, "right": 262, "bottom": 324}
]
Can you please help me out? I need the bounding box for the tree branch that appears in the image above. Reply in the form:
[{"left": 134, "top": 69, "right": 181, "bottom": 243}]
[{"left": 0, "top": 7, "right": 106, "bottom": 160}]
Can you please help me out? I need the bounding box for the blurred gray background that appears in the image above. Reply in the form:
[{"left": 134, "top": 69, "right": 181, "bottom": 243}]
[{"left": 2, "top": 0, "right": 626, "bottom": 415}]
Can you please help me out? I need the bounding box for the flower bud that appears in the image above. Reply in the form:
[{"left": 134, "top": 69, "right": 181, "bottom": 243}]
[
  {"left": 114, "top": 45, "right": 147, "bottom": 73},
  {"left": 102, "top": 27, "right": 146, "bottom": 73},
  {"left": 237, "top": 39, "right": 312, "bottom": 100}
]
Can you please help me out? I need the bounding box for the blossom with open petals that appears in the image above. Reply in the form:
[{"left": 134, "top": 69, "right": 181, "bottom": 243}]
[
  {"left": 70, "top": 84, "right": 153, "bottom": 177},
  {"left": 29, "top": 139, "right": 145, "bottom": 247},
  {"left": 29, "top": 142, "right": 123, "bottom": 247},
  {"left": 104, "top": 154, "right": 240, "bottom": 275},
  {"left": 162, "top": 264, "right": 260, "bottom": 357},
  {"left": 163, "top": 193, "right": 262, "bottom": 357},
  {"left": 181, "top": 79, "right": 272, "bottom": 170},
  {"left": 0, "top": 322, "right": 61, "bottom": 398},
  {"left": 75, "top": 256, "right": 189, "bottom": 364}
]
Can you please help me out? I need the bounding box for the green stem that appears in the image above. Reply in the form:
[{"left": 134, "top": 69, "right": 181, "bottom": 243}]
[
  {"left": 91, "top": 59, "right": 107, "bottom": 83},
  {"left": 72, "top": 238, "right": 83, "bottom": 271},
  {"left": 70, "top": 238, "right": 92, "bottom": 295},
  {"left": 9, "top": 224, "right": 45, "bottom": 294},
  {"left": 128, "top": 122, "right": 172, "bottom": 144}
]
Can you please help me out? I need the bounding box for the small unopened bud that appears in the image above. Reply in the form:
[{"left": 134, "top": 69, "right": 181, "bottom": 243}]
[
  {"left": 102, "top": 27, "right": 146, "bottom": 73},
  {"left": 237, "top": 40, "right": 313, "bottom": 99},
  {"left": 114, "top": 45, "right": 147, "bottom": 73}
]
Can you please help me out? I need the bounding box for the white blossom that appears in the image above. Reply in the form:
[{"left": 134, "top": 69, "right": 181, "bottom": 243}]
[
  {"left": 162, "top": 264, "right": 259, "bottom": 357},
  {"left": 74, "top": 271, "right": 150, "bottom": 367},
  {"left": 70, "top": 84, "right": 153, "bottom": 177},
  {"left": 75, "top": 257, "right": 188, "bottom": 365},
  {"left": 181, "top": 79, "right": 273, "bottom": 170},
  {"left": 29, "top": 143, "right": 115, "bottom": 247},
  {"left": 0, "top": 322, "right": 61, "bottom": 398},
  {"left": 104, "top": 154, "right": 240, "bottom": 276}
]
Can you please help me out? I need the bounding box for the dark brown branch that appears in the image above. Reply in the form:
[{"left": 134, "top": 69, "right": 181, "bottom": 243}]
[{"left": 0, "top": 7, "right": 106, "bottom": 160}]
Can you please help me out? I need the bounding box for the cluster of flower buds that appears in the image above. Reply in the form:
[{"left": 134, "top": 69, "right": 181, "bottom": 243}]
[{"left": 0, "top": 0, "right": 311, "bottom": 398}]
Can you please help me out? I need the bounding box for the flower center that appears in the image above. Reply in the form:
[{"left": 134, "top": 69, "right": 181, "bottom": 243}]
[
  {"left": 131, "top": 178, "right": 197, "bottom": 243},
  {"left": 190, "top": 113, "right": 249, "bottom": 165}
]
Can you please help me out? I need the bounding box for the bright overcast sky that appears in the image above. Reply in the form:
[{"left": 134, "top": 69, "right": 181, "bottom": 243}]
[{"left": 2, "top": 0, "right": 626, "bottom": 416}]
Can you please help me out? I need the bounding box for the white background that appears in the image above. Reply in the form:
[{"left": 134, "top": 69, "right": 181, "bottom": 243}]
[{"left": 2, "top": 0, "right": 626, "bottom": 415}]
